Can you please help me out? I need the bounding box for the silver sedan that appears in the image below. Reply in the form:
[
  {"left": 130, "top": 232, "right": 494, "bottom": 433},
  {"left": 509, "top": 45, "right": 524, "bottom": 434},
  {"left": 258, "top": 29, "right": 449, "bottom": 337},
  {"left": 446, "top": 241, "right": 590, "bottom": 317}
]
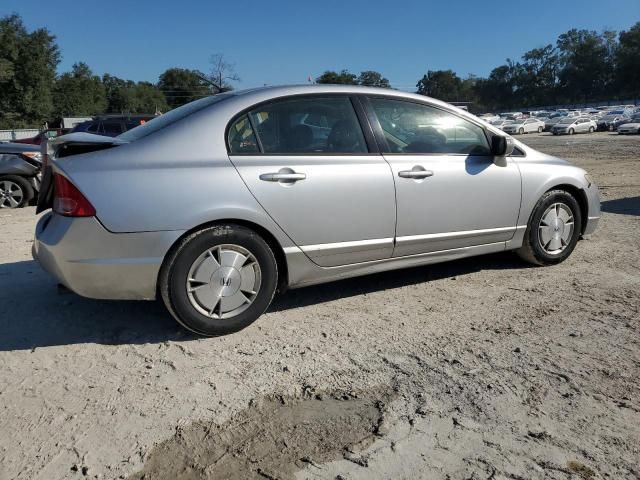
[
  {"left": 502, "top": 118, "right": 545, "bottom": 135},
  {"left": 33, "top": 85, "right": 600, "bottom": 336}
]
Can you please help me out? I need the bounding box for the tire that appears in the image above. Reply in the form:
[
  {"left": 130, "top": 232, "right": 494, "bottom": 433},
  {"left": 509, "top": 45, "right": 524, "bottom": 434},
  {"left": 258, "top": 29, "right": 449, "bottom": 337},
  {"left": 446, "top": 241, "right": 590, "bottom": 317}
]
[
  {"left": 537, "top": 126, "right": 543, "bottom": 133},
  {"left": 568, "top": 128, "right": 575, "bottom": 135},
  {"left": 160, "top": 224, "right": 278, "bottom": 336},
  {"left": 518, "top": 128, "right": 524, "bottom": 135},
  {"left": 517, "top": 190, "right": 582, "bottom": 266},
  {"left": 588, "top": 126, "right": 595, "bottom": 133},
  {"left": 0, "top": 175, "right": 34, "bottom": 209},
  {"left": 608, "top": 125, "right": 614, "bottom": 132}
]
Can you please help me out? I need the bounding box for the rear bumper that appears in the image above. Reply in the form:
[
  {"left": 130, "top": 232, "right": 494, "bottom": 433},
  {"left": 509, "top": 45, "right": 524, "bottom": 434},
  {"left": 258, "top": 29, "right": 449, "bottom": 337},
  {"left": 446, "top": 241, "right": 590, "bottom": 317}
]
[{"left": 33, "top": 213, "right": 184, "bottom": 300}]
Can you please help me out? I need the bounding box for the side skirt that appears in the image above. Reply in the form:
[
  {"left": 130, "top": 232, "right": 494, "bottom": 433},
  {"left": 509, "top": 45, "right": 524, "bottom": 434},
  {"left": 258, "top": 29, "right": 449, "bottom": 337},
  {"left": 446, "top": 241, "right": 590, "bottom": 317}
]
[{"left": 285, "top": 241, "right": 510, "bottom": 289}]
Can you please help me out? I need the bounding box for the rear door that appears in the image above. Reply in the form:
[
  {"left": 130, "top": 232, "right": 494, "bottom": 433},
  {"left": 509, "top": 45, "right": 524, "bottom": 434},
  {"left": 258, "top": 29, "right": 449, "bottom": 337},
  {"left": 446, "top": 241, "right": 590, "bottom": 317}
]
[
  {"left": 228, "top": 95, "right": 396, "bottom": 267},
  {"left": 364, "top": 96, "right": 521, "bottom": 257}
]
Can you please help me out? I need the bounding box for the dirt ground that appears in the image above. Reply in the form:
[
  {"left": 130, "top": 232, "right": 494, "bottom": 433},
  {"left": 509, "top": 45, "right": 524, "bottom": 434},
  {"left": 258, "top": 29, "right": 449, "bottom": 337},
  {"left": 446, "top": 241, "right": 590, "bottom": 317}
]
[{"left": 0, "top": 132, "right": 638, "bottom": 480}]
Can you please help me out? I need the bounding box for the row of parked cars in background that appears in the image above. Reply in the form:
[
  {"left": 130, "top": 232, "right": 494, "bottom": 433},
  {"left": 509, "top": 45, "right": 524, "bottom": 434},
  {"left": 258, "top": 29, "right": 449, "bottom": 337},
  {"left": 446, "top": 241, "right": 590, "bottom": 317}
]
[
  {"left": 480, "top": 104, "right": 640, "bottom": 135},
  {"left": 0, "top": 114, "right": 155, "bottom": 209}
]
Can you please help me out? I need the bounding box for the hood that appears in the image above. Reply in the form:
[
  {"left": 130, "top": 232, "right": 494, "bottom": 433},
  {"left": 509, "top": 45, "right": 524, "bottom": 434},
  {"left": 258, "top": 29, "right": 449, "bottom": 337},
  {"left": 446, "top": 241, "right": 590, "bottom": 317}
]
[{"left": 0, "top": 142, "right": 41, "bottom": 154}]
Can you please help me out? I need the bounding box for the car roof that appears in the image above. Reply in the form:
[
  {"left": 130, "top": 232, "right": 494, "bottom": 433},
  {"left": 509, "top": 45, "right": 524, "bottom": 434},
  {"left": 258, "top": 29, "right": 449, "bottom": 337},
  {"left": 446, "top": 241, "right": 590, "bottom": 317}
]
[{"left": 224, "top": 84, "right": 483, "bottom": 125}]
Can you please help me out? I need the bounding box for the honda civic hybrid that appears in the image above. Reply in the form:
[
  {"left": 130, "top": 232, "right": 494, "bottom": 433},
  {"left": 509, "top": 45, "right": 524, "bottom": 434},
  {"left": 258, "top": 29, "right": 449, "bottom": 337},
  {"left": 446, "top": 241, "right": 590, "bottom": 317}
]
[{"left": 33, "top": 85, "right": 600, "bottom": 336}]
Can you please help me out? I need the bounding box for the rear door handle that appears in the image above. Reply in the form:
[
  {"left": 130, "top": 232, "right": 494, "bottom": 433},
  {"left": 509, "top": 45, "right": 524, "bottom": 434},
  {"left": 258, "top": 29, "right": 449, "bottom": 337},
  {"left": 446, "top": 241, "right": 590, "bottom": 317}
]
[
  {"left": 398, "top": 169, "right": 434, "bottom": 179},
  {"left": 260, "top": 170, "right": 307, "bottom": 182}
]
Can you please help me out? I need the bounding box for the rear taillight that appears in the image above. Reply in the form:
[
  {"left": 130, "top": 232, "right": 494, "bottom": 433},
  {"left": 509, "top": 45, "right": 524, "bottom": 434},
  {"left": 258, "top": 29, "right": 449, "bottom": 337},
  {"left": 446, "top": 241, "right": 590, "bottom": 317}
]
[{"left": 53, "top": 174, "right": 96, "bottom": 217}]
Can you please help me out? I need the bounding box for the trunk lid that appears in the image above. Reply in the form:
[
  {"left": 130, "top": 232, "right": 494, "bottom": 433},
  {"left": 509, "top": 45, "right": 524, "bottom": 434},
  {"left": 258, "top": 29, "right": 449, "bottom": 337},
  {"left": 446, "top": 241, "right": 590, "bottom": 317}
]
[{"left": 36, "top": 133, "right": 127, "bottom": 213}]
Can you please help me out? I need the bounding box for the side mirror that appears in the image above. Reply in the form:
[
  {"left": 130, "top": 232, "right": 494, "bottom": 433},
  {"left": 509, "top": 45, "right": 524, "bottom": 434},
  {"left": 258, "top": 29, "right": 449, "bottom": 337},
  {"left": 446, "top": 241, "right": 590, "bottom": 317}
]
[{"left": 491, "top": 135, "right": 515, "bottom": 157}]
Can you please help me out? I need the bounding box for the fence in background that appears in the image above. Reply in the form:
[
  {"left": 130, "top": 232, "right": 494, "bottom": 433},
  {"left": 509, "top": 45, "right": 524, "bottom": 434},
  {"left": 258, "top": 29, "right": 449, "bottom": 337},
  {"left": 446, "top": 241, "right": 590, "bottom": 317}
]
[{"left": 0, "top": 129, "right": 40, "bottom": 142}]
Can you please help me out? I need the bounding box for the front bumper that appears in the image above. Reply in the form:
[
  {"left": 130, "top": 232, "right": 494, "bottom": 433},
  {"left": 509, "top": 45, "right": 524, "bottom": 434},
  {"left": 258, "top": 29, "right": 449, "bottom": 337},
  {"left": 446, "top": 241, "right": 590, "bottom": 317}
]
[{"left": 33, "top": 213, "right": 184, "bottom": 300}]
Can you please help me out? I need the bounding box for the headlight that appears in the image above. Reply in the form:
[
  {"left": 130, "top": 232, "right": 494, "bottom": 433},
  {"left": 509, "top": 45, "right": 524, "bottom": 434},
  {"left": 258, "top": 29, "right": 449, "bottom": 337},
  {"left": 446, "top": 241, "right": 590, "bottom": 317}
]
[{"left": 22, "top": 151, "right": 42, "bottom": 162}]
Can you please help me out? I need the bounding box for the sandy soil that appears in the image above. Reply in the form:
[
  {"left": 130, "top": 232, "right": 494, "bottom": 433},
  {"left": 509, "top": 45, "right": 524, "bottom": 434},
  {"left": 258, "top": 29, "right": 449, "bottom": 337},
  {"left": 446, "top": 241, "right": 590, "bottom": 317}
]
[{"left": 0, "top": 132, "right": 638, "bottom": 480}]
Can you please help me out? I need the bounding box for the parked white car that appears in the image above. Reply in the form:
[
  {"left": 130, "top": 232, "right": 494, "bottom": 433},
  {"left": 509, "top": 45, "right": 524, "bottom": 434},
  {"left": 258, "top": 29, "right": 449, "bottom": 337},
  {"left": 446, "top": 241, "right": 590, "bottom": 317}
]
[
  {"left": 490, "top": 119, "right": 514, "bottom": 129},
  {"left": 502, "top": 118, "right": 545, "bottom": 135},
  {"left": 551, "top": 117, "right": 597, "bottom": 135}
]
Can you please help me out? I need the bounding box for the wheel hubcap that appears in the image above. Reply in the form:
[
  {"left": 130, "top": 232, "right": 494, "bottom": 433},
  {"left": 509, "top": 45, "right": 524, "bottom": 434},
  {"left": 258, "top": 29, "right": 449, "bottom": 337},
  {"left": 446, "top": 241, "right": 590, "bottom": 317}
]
[
  {"left": 539, "top": 203, "right": 574, "bottom": 255},
  {"left": 0, "top": 181, "right": 23, "bottom": 208},
  {"left": 186, "top": 244, "right": 261, "bottom": 319}
]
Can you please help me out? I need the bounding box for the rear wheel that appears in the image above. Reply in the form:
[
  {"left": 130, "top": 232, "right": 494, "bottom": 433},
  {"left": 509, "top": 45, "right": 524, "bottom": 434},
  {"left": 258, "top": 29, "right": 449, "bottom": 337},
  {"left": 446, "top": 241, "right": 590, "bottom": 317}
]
[
  {"left": 518, "top": 128, "right": 524, "bottom": 135},
  {"left": 517, "top": 190, "right": 582, "bottom": 266},
  {"left": 160, "top": 224, "right": 278, "bottom": 336},
  {"left": 569, "top": 128, "right": 575, "bottom": 135},
  {"left": 0, "top": 175, "right": 33, "bottom": 209}
]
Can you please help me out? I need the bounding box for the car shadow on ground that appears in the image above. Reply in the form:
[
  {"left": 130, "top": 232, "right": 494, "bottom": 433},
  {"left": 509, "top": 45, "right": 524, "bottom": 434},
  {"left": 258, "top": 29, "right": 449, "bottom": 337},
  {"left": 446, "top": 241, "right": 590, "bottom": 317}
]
[
  {"left": 601, "top": 196, "right": 640, "bottom": 216},
  {"left": 0, "top": 253, "right": 528, "bottom": 351}
]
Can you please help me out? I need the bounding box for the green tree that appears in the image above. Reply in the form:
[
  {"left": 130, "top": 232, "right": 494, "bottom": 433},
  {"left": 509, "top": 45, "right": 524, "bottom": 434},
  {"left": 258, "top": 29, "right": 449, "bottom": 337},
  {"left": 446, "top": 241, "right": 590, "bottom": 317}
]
[
  {"left": 357, "top": 70, "right": 391, "bottom": 88},
  {"left": 315, "top": 69, "right": 357, "bottom": 84},
  {"left": 416, "top": 70, "right": 462, "bottom": 101},
  {"left": 53, "top": 62, "right": 107, "bottom": 116},
  {"left": 473, "top": 62, "right": 520, "bottom": 110},
  {"left": 518, "top": 45, "right": 559, "bottom": 106},
  {"left": 158, "top": 68, "right": 211, "bottom": 109},
  {"left": 103, "top": 74, "right": 168, "bottom": 113},
  {"left": 0, "top": 14, "right": 59, "bottom": 128},
  {"left": 556, "top": 29, "right": 615, "bottom": 102},
  {"left": 615, "top": 22, "right": 640, "bottom": 97}
]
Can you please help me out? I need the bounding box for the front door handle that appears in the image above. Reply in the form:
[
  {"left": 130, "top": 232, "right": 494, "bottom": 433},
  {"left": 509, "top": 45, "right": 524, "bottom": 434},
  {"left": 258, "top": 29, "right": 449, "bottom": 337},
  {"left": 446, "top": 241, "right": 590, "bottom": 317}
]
[
  {"left": 260, "top": 168, "right": 307, "bottom": 183},
  {"left": 398, "top": 168, "right": 434, "bottom": 179}
]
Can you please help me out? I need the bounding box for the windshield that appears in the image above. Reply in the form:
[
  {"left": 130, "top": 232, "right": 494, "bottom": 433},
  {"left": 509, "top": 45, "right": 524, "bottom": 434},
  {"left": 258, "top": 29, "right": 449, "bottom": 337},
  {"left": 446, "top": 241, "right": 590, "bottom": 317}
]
[
  {"left": 557, "top": 119, "right": 575, "bottom": 125},
  {"left": 118, "top": 93, "right": 234, "bottom": 142}
]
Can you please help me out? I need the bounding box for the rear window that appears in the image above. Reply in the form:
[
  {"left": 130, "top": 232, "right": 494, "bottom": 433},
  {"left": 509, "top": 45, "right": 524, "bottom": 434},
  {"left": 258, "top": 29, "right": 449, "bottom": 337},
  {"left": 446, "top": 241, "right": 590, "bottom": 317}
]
[{"left": 118, "top": 93, "right": 234, "bottom": 142}]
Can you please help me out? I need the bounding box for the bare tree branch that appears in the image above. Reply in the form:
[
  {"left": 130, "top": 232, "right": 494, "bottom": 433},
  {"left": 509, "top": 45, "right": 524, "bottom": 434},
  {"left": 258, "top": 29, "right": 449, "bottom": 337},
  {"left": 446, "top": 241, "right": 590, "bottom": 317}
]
[{"left": 207, "top": 53, "right": 240, "bottom": 93}]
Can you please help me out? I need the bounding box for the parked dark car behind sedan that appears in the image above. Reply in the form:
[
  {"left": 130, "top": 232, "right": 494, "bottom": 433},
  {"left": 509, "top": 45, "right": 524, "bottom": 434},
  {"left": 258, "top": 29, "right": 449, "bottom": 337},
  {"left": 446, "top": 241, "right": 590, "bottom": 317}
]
[
  {"left": 71, "top": 114, "right": 157, "bottom": 137},
  {"left": 597, "top": 112, "right": 631, "bottom": 131},
  {"left": 0, "top": 143, "right": 42, "bottom": 208}
]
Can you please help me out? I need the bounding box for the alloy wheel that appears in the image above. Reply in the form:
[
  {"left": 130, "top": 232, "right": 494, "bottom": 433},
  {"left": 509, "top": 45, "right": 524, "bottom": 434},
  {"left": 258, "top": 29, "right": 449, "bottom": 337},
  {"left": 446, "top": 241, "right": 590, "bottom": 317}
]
[
  {"left": 0, "top": 180, "right": 24, "bottom": 208},
  {"left": 186, "top": 244, "right": 262, "bottom": 319},
  {"left": 538, "top": 203, "right": 574, "bottom": 255}
]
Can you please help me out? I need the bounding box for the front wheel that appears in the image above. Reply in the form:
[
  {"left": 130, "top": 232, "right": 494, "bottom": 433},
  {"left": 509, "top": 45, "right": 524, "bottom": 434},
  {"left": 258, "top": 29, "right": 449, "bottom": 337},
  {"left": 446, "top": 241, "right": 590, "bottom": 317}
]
[
  {"left": 517, "top": 190, "right": 582, "bottom": 266},
  {"left": 160, "top": 224, "right": 278, "bottom": 336},
  {"left": 588, "top": 126, "right": 595, "bottom": 133},
  {"left": 538, "top": 126, "right": 543, "bottom": 133},
  {"left": 0, "top": 175, "right": 34, "bottom": 209}
]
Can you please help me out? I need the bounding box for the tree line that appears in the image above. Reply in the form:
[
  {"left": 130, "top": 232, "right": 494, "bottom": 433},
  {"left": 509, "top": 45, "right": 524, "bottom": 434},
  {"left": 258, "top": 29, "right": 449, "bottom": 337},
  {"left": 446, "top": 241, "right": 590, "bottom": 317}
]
[
  {"left": 1, "top": 12, "right": 638, "bottom": 129},
  {"left": 317, "top": 23, "right": 639, "bottom": 112}
]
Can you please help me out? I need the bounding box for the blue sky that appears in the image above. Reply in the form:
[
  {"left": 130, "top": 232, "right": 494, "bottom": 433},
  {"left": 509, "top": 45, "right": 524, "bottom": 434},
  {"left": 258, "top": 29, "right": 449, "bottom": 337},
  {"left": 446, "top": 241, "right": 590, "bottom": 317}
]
[{"left": 4, "top": 0, "right": 639, "bottom": 90}]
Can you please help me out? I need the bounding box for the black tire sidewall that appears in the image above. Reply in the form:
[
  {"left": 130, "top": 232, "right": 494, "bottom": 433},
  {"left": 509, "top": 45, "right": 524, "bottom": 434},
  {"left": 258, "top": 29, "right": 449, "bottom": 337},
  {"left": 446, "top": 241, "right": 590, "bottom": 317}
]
[
  {"left": 527, "top": 191, "right": 582, "bottom": 265},
  {"left": 167, "top": 226, "right": 277, "bottom": 336},
  {"left": 0, "top": 175, "right": 34, "bottom": 208}
]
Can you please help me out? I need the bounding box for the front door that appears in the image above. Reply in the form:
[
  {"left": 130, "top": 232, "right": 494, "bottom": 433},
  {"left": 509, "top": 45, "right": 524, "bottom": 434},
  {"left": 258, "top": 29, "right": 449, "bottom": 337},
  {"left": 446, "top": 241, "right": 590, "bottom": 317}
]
[
  {"left": 364, "top": 96, "right": 522, "bottom": 257},
  {"left": 228, "top": 95, "right": 396, "bottom": 267}
]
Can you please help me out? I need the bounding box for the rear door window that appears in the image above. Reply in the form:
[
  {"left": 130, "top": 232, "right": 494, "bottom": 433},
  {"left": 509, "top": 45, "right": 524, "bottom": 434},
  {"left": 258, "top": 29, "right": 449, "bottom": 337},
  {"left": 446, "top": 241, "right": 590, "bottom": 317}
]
[{"left": 246, "top": 96, "right": 367, "bottom": 154}]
